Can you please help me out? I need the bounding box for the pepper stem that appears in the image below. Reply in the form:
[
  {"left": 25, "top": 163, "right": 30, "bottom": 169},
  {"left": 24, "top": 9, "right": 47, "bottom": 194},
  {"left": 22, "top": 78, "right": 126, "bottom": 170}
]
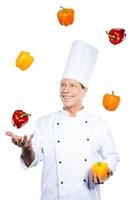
[
  {"left": 106, "top": 31, "right": 115, "bottom": 39},
  {"left": 112, "top": 91, "right": 114, "bottom": 95},
  {"left": 60, "top": 6, "right": 67, "bottom": 14},
  {"left": 20, "top": 113, "right": 31, "bottom": 118},
  {"left": 60, "top": 6, "right": 64, "bottom": 9}
]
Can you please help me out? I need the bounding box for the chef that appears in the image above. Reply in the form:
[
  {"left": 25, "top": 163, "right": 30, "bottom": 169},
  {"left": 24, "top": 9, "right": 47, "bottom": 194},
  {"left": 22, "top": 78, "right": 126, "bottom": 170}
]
[{"left": 6, "top": 40, "right": 120, "bottom": 200}]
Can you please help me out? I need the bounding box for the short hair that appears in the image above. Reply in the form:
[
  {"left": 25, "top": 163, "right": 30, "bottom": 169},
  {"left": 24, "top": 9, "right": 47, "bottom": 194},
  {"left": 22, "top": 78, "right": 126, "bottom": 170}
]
[{"left": 80, "top": 83, "right": 85, "bottom": 89}]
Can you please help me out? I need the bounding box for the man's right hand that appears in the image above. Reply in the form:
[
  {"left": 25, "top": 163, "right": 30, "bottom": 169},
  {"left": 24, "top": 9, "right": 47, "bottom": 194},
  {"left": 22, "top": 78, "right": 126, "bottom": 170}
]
[{"left": 5, "top": 131, "right": 33, "bottom": 150}]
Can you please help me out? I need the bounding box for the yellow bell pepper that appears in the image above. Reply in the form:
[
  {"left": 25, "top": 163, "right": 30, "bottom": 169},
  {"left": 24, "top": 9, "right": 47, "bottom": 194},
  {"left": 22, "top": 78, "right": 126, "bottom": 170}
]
[{"left": 16, "top": 51, "right": 34, "bottom": 71}]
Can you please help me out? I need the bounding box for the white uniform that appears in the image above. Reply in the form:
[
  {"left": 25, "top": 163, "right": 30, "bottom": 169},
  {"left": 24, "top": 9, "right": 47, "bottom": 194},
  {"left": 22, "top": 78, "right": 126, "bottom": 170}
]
[{"left": 21, "top": 108, "right": 120, "bottom": 200}]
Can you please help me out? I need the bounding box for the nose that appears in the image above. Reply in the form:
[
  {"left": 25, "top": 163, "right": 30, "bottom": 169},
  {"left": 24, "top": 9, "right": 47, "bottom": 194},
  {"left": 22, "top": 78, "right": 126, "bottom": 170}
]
[{"left": 62, "top": 85, "right": 70, "bottom": 93}]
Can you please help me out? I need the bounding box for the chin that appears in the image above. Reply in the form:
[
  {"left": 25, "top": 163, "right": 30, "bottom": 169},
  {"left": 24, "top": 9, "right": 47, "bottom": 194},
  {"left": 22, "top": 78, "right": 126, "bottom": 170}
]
[
  {"left": 63, "top": 104, "right": 72, "bottom": 109},
  {"left": 63, "top": 101, "right": 74, "bottom": 108}
]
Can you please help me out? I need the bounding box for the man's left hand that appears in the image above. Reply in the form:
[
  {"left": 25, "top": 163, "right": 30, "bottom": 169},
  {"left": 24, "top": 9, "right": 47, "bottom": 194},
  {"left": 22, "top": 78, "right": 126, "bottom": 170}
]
[{"left": 90, "top": 169, "right": 112, "bottom": 184}]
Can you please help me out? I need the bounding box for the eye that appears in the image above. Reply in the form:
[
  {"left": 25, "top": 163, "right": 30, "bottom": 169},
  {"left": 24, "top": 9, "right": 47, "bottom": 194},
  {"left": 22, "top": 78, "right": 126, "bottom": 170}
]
[
  {"left": 71, "top": 84, "right": 77, "bottom": 88},
  {"left": 60, "top": 83, "right": 65, "bottom": 87}
]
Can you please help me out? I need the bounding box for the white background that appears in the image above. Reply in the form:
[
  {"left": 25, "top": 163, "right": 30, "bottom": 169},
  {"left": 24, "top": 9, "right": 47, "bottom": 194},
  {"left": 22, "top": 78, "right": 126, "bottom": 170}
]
[{"left": 0, "top": 0, "right": 133, "bottom": 199}]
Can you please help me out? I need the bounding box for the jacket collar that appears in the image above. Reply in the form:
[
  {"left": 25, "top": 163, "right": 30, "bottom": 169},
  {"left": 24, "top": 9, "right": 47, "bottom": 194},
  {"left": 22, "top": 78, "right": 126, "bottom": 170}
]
[{"left": 60, "top": 107, "right": 86, "bottom": 118}]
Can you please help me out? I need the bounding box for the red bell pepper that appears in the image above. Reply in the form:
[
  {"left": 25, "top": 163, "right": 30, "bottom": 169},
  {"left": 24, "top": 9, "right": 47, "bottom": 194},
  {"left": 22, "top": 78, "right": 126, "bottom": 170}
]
[
  {"left": 106, "top": 28, "right": 126, "bottom": 45},
  {"left": 12, "top": 110, "right": 31, "bottom": 128}
]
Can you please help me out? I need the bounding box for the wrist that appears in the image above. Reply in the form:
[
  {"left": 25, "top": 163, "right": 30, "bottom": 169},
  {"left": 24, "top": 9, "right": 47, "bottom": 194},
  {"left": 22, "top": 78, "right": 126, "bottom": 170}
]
[{"left": 21, "top": 147, "right": 35, "bottom": 167}]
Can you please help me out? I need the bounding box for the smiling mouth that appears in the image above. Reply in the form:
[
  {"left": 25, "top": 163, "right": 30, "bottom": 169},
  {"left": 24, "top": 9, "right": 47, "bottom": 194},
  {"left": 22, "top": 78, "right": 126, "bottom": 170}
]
[{"left": 62, "top": 95, "right": 73, "bottom": 100}]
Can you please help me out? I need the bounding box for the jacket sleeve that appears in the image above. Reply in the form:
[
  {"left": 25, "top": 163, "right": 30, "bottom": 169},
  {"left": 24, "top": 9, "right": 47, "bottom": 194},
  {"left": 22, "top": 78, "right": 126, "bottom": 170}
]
[
  {"left": 100, "top": 123, "right": 120, "bottom": 172},
  {"left": 20, "top": 117, "right": 44, "bottom": 169}
]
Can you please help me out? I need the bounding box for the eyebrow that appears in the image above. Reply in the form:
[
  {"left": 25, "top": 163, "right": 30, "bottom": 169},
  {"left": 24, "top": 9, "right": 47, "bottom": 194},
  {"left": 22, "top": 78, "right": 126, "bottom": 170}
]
[
  {"left": 60, "top": 82, "right": 78, "bottom": 85},
  {"left": 60, "top": 82, "right": 65, "bottom": 85}
]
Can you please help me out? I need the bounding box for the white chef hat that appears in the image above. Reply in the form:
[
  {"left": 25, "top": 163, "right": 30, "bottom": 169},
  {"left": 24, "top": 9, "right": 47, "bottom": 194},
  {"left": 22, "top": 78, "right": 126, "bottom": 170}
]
[{"left": 62, "top": 40, "right": 98, "bottom": 87}]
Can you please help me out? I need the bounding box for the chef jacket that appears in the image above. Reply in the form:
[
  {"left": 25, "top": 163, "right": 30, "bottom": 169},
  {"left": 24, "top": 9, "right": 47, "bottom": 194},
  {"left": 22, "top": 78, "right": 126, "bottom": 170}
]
[{"left": 21, "top": 108, "right": 120, "bottom": 200}]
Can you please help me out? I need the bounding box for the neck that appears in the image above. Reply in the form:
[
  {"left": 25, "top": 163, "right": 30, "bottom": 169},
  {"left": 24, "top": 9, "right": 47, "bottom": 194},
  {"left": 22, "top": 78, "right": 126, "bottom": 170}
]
[{"left": 63, "top": 106, "right": 84, "bottom": 117}]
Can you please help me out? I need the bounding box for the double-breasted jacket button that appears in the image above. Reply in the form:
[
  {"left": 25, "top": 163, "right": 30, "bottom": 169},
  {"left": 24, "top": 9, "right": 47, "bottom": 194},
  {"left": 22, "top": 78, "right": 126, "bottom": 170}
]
[
  {"left": 85, "top": 120, "right": 88, "bottom": 123},
  {"left": 87, "top": 138, "right": 89, "bottom": 141},
  {"left": 57, "top": 140, "right": 60, "bottom": 143},
  {"left": 59, "top": 161, "right": 62, "bottom": 164},
  {"left": 61, "top": 181, "right": 63, "bottom": 184},
  {"left": 84, "top": 159, "right": 87, "bottom": 162},
  {"left": 57, "top": 122, "right": 59, "bottom": 125},
  {"left": 83, "top": 179, "right": 86, "bottom": 183}
]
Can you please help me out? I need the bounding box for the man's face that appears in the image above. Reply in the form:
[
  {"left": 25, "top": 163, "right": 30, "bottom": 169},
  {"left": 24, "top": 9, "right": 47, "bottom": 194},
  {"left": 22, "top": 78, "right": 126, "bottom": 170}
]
[{"left": 60, "top": 78, "right": 87, "bottom": 109}]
